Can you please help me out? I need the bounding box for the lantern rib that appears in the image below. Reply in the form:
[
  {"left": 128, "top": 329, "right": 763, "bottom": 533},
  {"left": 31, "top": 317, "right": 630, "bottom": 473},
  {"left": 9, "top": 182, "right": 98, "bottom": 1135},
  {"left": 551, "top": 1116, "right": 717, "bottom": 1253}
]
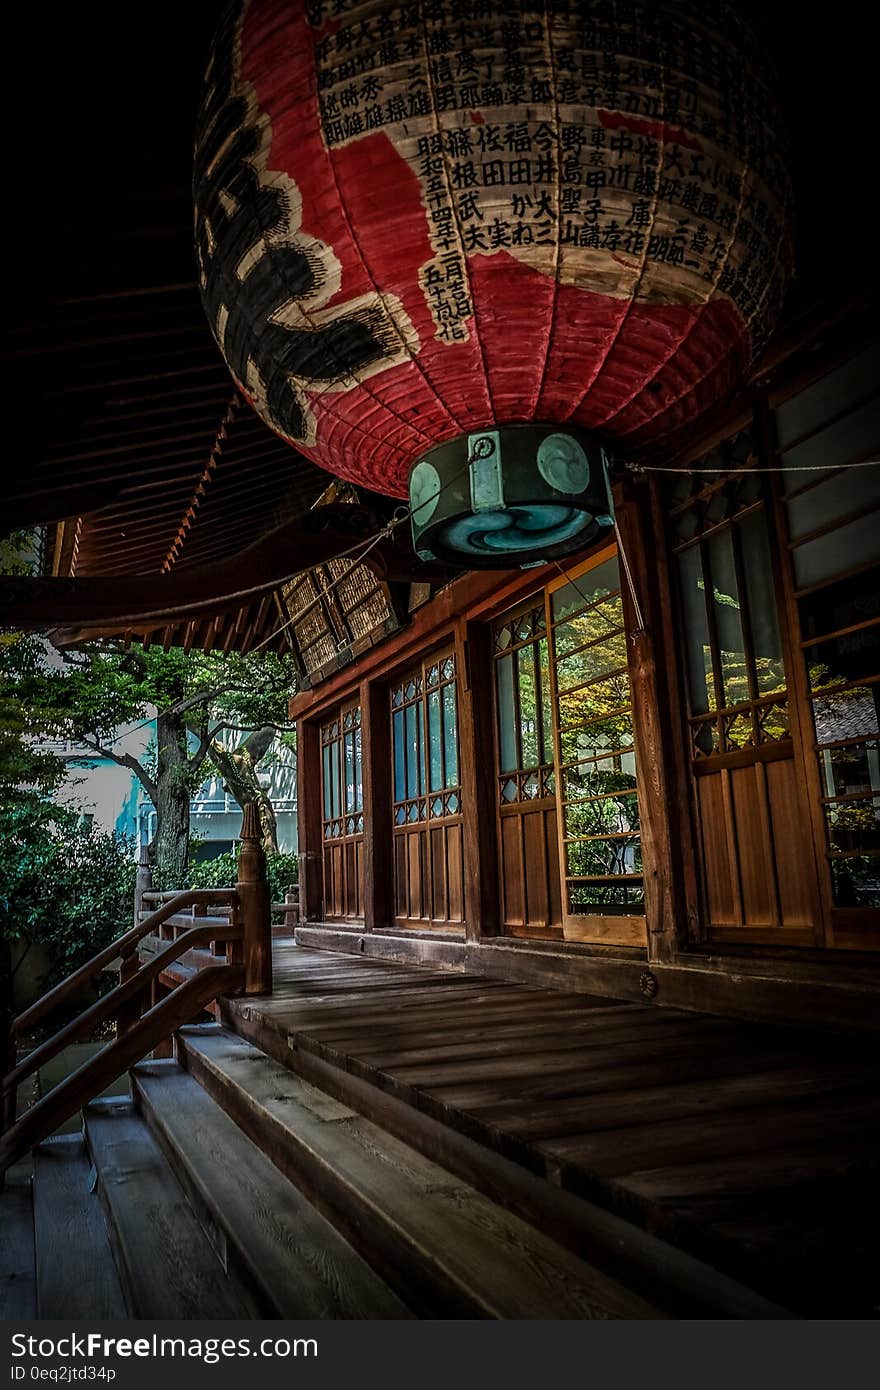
[
  {"left": 531, "top": 0, "right": 565, "bottom": 422},
  {"left": 224, "top": 6, "right": 442, "bottom": 480},
  {"left": 319, "top": 133, "right": 460, "bottom": 448},
  {"left": 606, "top": 62, "right": 787, "bottom": 447},
  {"left": 559, "top": 46, "right": 669, "bottom": 428},
  {"left": 600, "top": 131, "right": 756, "bottom": 436},
  {"left": 416, "top": 0, "right": 493, "bottom": 430}
]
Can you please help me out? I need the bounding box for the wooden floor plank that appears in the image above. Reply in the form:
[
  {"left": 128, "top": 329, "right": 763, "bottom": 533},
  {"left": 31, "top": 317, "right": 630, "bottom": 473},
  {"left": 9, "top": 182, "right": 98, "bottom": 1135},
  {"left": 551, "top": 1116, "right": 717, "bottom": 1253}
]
[
  {"left": 33, "top": 1136, "right": 126, "bottom": 1319},
  {"left": 85, "top": 1100, "right": 255, "bottom": 1319},
  {"left": 538, "top": 1090, "right": 880, "bottom": 1177},
  {"left": 0, "top": 1169, "right": 36, "bottom": 1320},
  {"left": 133, "top": 1060, "right": 410, "bottom": 1319},
  {"left": 479, "top": 1060, "right": 879, "bottom": 1140}
]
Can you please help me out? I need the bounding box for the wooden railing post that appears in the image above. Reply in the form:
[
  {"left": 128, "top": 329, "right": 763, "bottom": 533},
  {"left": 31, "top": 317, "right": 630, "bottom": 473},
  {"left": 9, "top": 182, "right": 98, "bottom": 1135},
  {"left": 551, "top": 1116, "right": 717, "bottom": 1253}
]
[
  {"left": 119, "top": 844, "right": 152, "bottom": 1038},
  {"left": 133, "top": 842, "right": 152, "bottom": 928},
  {"left": 283, "top": 885, "right": 299, "bottom": 934},
  {"left": 237, "top": 803, "right": 272, "bottom": 995}
]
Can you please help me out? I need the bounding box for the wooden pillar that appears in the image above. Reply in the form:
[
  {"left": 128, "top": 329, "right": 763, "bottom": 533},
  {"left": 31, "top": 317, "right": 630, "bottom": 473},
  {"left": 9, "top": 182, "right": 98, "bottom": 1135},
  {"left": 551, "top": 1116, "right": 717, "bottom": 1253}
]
[
  {"left": 457, "top": 618, "right": 500, "bottom": 941},
  {"left": 615, "top": 474, "right": 691, "bottom": 964},
  {"left": 237, "top": 802, "right": 272, "bottom": 995},
  {"left": 296, "top": 718, "right": 324, "bottom": 923},
  {"left": 361, "top": 677, "right": 392, "bottom": 931}
]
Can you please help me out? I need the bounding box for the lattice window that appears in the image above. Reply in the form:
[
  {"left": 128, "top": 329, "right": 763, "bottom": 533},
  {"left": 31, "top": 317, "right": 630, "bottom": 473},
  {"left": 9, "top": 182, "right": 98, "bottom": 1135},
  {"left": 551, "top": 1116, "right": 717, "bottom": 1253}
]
[
  {"left": 493, "top": 601, "right": 554, "bottom": 804},
  {"left": 391, "top": 652, "right": 460, "bottom": 827},
  {"left": 548, "top": 553, "right": 644, "bottom": 917},
  {"left": 321, "top": 704, "right": 363, "bottom": 841},
  {"left": 775, "top": 341, "right": 880, "bottom": 911},
  {"left": 667, "top": 429, "right": 790, "bottom": 760}
]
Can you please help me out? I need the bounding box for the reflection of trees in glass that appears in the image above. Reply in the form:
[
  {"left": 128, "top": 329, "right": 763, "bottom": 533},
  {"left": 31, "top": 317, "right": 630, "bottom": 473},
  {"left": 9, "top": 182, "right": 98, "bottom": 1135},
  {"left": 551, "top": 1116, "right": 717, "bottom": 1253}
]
[{"left": 551, "top": 567, "right": 642, "bottom": 910}]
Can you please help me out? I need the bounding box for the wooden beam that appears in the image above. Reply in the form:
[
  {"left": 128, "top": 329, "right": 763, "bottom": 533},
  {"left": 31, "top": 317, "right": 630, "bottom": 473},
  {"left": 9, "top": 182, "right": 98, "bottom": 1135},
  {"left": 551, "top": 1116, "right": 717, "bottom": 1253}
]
[{"left": 0, "top": 506, "right": 439, "bottom": 630}]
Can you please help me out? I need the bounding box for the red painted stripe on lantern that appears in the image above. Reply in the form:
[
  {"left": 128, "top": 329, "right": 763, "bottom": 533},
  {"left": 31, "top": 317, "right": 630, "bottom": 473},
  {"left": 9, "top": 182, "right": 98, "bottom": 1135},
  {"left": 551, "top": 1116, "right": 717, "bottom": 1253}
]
[{"left": 597, "top": 109, "right": 704, "bottom": 153}]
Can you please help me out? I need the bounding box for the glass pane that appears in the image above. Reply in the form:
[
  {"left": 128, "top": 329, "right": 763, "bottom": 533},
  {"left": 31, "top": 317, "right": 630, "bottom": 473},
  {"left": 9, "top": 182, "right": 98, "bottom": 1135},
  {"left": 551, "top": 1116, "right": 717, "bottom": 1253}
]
[
  {"left": 799, "top": 567, "right": 880, "bottom": 644},
  {"left": 428, "top": 689, "right": 443, "bottom": 791},
  {"left": 775, "top": 342, "right": 880, "bottom": 451},
  {"left": 779, "top": 393, "right": 880, "bottom": 494},
  {"left": 829, "top": 855, "right": 880, "bottom": 909},
  {"left": 706, "top": 528, "right": 748, "bottom": 709},
  {"left": 322, "top": 744, "right": 332, "bottom": 819},
  {"left": 566, "top": 837, "right": 643, "bottom": 877},
  {"left": 405, "top": 702, "right": 419, "bottom": 799},
  {"left": 518, "top": 645, "right": 539, "bottom": 767},
  {"left": 819, "top": 740, "right": 880, "bottom": 798},
  {"left": 443, "top": 683, "right": 458, "bottom": 788},
  {"left": 738, "top": 512, "right": 786, "bottom": 696},
  {"left": 551, "top": 556, "right": 620, "bottom": 621},
  {"left": 553, "top": 595, "right": 624, "bottom": 657},
  {"left": 354, "top": 725, "right": 363, "bottom": 811},
  {"left": 331, "top": 737, "right": 341, "bottom": 818},
  {"left": 558, "top": 672, "right": 631, "bottom": 729},
  {"left": 344, "top": 731, "right": 355, "bottom": 813},
  {"left": 496, "top": 652, "right": 518, "bottom": 773},
  {"left": 556, "top": 631, "right": 628, "bottom": 691},
  {"left": 538, "top": 636, "right": 553, "bottom": 765},
  {"left": 568, "top": 881, "right": 644, "bottom": 913},
  {"left": 418, "top": 701, "right": 427, "bottom": 794},
  {"left": 826, "top": 797, "right": 880, "bottom": 854},
  {"left": 805, "top": 626, "right": 880, "bottom": 693},
  {"left": 678, "top": 544, "right": 715, "bottom": 714},
  {"left": 564, "top": 792, "right": 640, "bottom": 840},
  {"left": 393, "top": 708, "right": 405, "bottom": 802},
  {"left": 812, "top": 686, "right": 880, "bottom": 745},
  {"left": 793, "top": 510, "right": 880, "bottom": 589},
  {"left": 559, "top": 715, "right": 634, "bottom": 764},
  {"left": 787, "top": 465, "right": 880, "bottom": 543}
]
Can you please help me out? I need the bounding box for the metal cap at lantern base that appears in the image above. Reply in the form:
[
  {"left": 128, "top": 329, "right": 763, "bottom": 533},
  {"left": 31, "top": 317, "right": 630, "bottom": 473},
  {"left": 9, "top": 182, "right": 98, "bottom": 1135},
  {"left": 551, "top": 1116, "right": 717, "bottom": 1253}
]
[{"left": 408, "top": 425, "right": 614, "bottom": 569}]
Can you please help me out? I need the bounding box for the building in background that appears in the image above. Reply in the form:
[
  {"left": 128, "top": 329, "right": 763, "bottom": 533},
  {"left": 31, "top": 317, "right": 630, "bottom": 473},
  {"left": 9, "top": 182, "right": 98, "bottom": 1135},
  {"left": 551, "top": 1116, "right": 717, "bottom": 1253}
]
[{"left": 43, "top": 722, "right": 297, "bottom": 858}]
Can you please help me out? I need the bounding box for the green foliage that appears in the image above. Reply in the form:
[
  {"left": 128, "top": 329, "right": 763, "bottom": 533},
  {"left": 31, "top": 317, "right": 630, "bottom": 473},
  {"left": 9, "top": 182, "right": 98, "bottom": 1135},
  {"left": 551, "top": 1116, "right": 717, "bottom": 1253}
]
[
  {"left": 0, "top": 799, "right": 136, "bottom": 993},
  {"left": 184, "top": 849, "right": 299, "bottom": 900}
]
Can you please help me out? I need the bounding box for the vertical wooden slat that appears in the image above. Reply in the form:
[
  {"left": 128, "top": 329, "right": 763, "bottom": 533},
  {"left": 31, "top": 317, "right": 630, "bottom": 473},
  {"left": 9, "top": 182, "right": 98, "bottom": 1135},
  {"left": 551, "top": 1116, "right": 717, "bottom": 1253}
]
[
  {"left": 296, "top": 718, "right": 324, "bottom": 923},
  {"left": 457, "top": 620, "right": 500, "bottom": 939}
]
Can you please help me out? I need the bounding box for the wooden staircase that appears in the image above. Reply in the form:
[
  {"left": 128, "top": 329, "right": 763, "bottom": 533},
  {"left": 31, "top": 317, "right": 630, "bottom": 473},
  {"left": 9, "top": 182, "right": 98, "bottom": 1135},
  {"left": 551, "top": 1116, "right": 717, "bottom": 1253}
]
[{"left": 2, "top": 1022, "right": 670, "bottom": 1319}]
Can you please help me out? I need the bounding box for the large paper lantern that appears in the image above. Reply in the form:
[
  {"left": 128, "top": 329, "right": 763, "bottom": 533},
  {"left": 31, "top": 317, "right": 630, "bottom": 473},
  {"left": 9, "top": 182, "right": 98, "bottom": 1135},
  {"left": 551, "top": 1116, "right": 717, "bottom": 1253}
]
[{"left": 195, "top": 0, "right": 792, "bottom": 564}]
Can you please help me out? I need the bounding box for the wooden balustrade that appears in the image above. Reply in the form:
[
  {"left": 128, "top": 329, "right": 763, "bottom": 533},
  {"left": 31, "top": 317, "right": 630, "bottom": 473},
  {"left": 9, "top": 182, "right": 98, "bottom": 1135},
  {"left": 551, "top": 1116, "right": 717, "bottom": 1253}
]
[{"left": 0, "top": 802, "right": 271, "bottom": 1175}]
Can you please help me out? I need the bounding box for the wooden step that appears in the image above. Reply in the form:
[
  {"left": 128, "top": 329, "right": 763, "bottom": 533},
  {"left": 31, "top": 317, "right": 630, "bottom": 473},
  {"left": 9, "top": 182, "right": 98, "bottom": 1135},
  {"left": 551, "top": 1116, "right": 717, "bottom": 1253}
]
[
  {"left": 131, "top": 1058, "right": 410, "bottom": 1319},
  {"left": 176, "top": 1025, "right": 661, "bottom": 1319},
  {"left": 84, "top": 1098, "right": 256, "bottom": 1320},
  {"left": 33, "top": 1135, "right": 126, "bottom": 1318},
  {"left": 0, "top": 1168, "right": 36, "bottom": 1319}
]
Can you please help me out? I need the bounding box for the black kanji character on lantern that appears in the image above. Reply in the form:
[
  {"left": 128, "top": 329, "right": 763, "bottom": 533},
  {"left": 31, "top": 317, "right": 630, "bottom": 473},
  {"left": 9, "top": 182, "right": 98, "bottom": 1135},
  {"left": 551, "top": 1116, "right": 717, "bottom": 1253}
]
[{"left": 195, "top": 2, "right": 398, "bottom": 445}]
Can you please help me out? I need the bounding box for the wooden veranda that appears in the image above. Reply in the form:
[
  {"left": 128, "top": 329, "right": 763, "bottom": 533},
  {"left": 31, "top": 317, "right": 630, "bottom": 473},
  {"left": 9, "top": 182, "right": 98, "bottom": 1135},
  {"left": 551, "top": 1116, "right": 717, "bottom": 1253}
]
[{"left": 224, "top": 942, "right": 880, "bottom": 1318}]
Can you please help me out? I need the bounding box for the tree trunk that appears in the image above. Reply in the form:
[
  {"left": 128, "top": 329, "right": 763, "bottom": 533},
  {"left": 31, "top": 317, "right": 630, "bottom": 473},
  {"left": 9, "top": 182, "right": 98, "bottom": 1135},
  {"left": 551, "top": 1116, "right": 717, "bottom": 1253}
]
[
  {"left": 209, "top": 726, "right": 279, "bottom": 858},
  {"left": 154, "top": 704, "right": 190, "bottom": 888}
]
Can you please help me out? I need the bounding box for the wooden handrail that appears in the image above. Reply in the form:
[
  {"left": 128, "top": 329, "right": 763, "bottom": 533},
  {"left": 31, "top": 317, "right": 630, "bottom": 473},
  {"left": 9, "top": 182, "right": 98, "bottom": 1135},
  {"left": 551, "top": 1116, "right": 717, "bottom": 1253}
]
[
  {"left": 1, "top": 800, "right": 271, "bottom": 1172},
  {"left": 13, "top": 889, "right": 237, "bottom": 1037},
  {"left": 0, "top": 964, "right": 242, "bottom": 1173},
  {"left": 4, "top": 923, "right": 242, "bottom": 1096}
]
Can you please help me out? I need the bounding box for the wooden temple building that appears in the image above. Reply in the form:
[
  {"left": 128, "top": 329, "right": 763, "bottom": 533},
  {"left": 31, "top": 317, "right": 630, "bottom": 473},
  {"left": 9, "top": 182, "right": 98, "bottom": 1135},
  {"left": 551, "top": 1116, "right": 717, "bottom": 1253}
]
[{"left": 1, "top": 0, "right": 879, "bottom": 1321}]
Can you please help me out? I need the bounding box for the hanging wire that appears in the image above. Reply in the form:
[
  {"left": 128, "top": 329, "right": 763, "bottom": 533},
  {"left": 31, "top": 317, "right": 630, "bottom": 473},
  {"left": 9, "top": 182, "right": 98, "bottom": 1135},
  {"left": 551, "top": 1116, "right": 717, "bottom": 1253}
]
[{"left": 628, "top": 457, "right": 880, "bottom": 474}]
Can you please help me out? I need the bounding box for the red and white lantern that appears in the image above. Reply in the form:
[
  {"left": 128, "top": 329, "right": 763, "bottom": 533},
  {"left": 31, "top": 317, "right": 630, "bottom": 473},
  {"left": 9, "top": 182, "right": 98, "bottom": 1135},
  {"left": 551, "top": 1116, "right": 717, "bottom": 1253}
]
[{"left": 195, "top": 0, "right": 792, "bottom": 561}]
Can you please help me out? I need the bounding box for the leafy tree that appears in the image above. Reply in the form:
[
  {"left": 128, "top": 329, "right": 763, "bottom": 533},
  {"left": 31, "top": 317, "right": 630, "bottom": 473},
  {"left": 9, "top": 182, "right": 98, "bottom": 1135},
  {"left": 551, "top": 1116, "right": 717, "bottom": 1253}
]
[{"left": 3, "top": 638, "right": 298, "bottom": 886}]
